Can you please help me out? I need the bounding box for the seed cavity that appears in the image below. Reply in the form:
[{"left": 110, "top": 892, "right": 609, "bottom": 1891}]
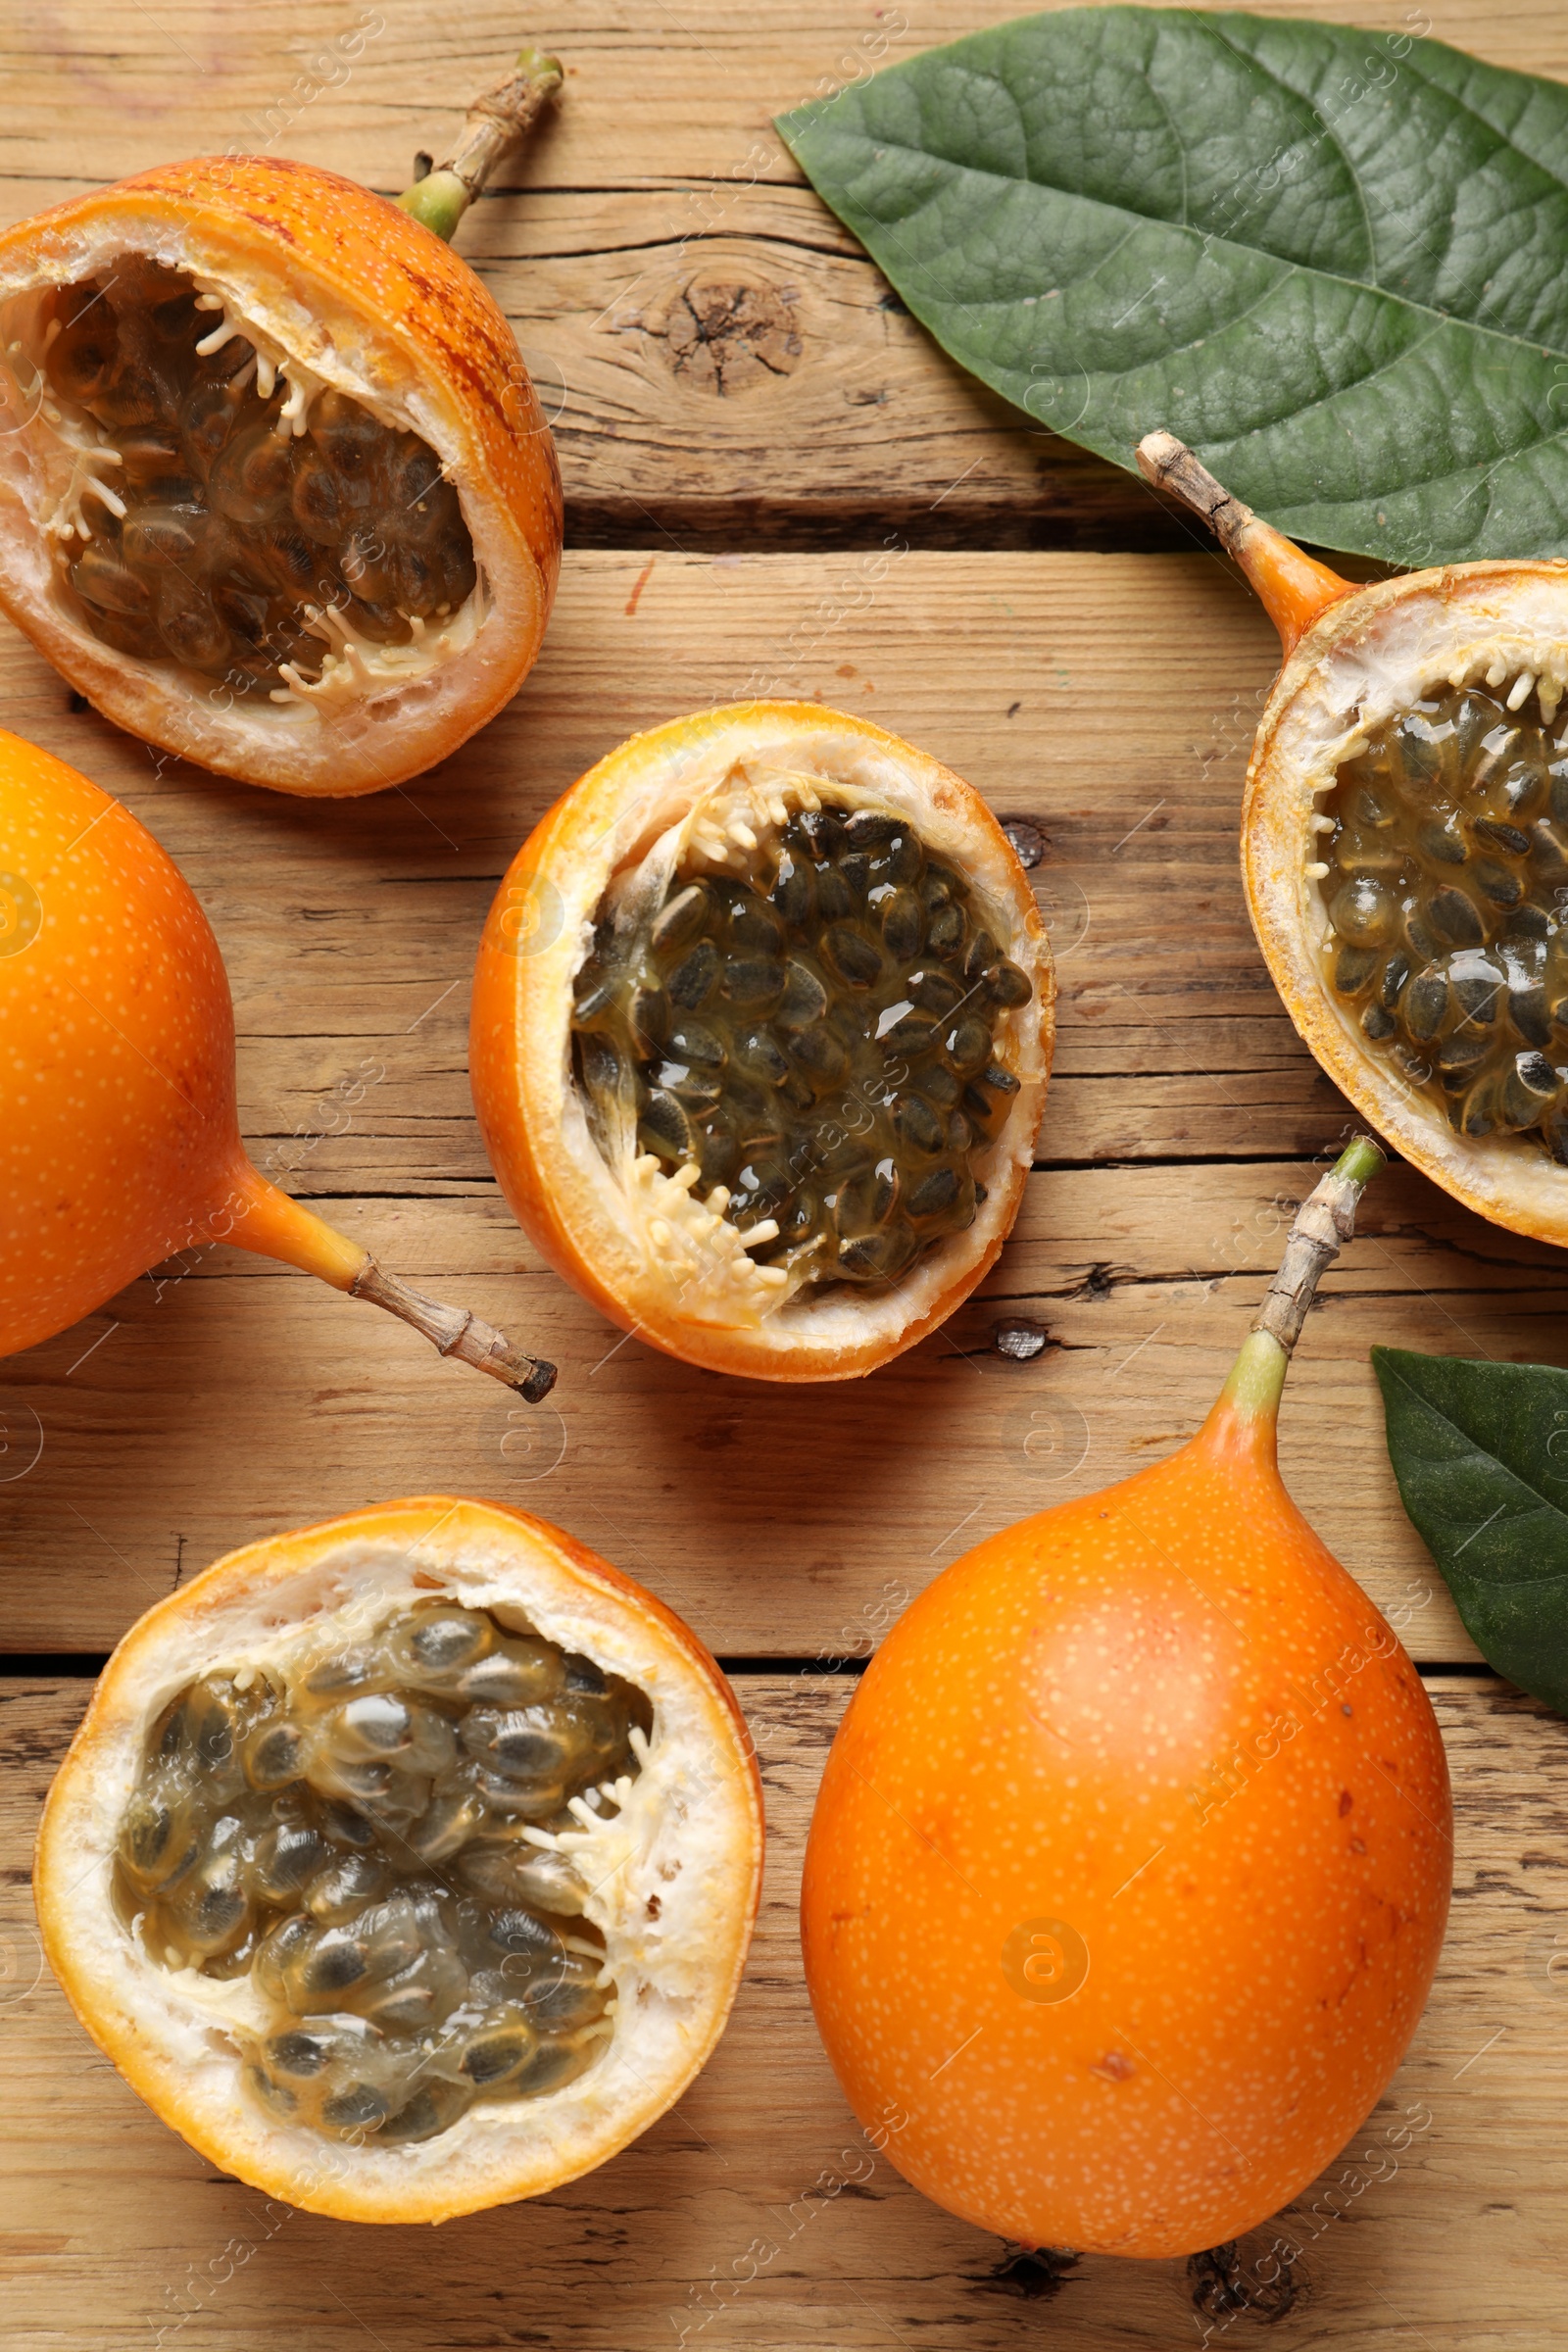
[
  {"left": 114, "top": 1601, "right": 648, "bottom": 2143},
  {"left": 1319, "top": 681, "right": 1568, "bottom": 1157},
  {"left": 33, "top": 259, "right": 476, "bottom": 704},
  {"left": 569, "top": 797, "right": 1032, "bottom": 1294}
]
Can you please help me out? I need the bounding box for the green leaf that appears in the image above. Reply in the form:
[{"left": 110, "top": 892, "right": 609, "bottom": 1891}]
[
  {"left": 1373, "top": 1346, "right": 1568, "bottom": 1713},
  {"left": 777, "top": 9, "right": 1568, "bottom": 567}
]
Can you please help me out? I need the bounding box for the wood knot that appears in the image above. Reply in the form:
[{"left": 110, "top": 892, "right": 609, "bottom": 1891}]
[{"left": 661, "top": 271, "right": 803, "bottom": 397}]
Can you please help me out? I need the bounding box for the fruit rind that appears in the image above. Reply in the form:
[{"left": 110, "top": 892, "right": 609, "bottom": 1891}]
[
  {"left": 0, "top": 158, "right": 563, "bottom": 795},
  {"left": 470, "top": 701, "right": 1055, "bottom": 1381},
  {"left": 1246, "top": 561, "right": 1568, "bottom": 1245},
  {"left": 35, "top": 1498, "right": 762, "bottom": 2223}
]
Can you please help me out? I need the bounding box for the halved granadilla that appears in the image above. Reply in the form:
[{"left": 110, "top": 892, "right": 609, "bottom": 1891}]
[
  {"left": 35, "top": 1498, "right": 763, "bottom": 2224},
  {"left": 0, "top": 54, "right": 563, "bottom": 795},
  {"left": 469, "top": 704, "right": 1054, "bottom": 1381},
  {"left": 1140, "top": 430, "right": 1568, "bottom": 1249}
]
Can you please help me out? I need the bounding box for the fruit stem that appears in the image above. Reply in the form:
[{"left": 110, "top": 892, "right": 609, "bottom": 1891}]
[
  {"left": 1217, "top": 1136, "right": 1385, "bottom": 1429},
  {"left": 209, "top": 1162, "right": 557, "bottom": 1400},
  {"left": 1135, "top": 430, "right": 1355, "bottom": 658},
  {"left": 395, "top": 47, "right": 564, "bottom": 242}
]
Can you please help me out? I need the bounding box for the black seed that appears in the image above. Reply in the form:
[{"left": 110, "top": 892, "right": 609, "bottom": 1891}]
[
  {"left": 1379, "top": 952, "right": 1413, "bottom": 1010},
  {"left": 667, "top": 939, "right": 721, "bottom": 1009},
  {"left": 1361, "top": 1004, "right": 1396, "bottom": 1042},
  {"left": 1475, "top": 816, "right": 1530, "bottom": 856},
  {"left": 884, "top": 831, "right": 923, "bottom": 886},
  {"left": 815, "top": 866, "right": 857, "bottom": 922},
  {"left": 639, "top": 1090, "right": 695, "bottom": 1161},
  {"left": 945, "top": 1018, "right": 991, "bottom": 1074},
  {"left": 1505, "top": 903, "right": 1552, "bottom": 943},
  {"left": 775, "top": 962, "right": 828, "bottom": 1031},
  {"left": 907, "top": 1164, "right": 960, "bottom": 1220},
  {"left": 880, "top": 1010, "right": 939, "bottom": 1055},
  {"left": 839, "top": 853, "right": 873, "bottom": 899},
  {"left": 247, "top": 1724, "right": 304, "bottom": 1787},
  {"left": 926, "top": 860, "right": 969, "bottom": 901},
  {"left": 837, "top": 1223, "right": 918, "bottom": 1282},
  {"left": 1404, "top": 970, "right": 1448, "bottom": 1039},
  {"left": 1416, "top": 820, "right": 1467, "bottom": 866},
  {"left": 722, "top": 956, "right": 786, "bottom": 1009},
  {"left": 571, "top": 965, "right": 619, "bottom": 1024},
  {"left": 668, "top": 1020, "right": 726, "bottom": 1069},
  {"left": 843, "top": 809, "right": 900, "bottom": 852},
  {"left": 322, "top": 2083, "right": 389, "bottom": 2132},
  {"left": 789, "top": 1024, "right": 848, "bottom": 1084},
  {"left": 963, "top": 929, "right": 1000, "bottom": 982},
  {"left": 1475, "top": 860, "right": 1523, "bottom": 907},
  {"left": 1502, "top": 1050, "right": 1559, "bottom": 1127},
  {"left": 928, "top": 904, "right": 965, "bottom": 958},
  {"left": 986, "top": 958, "right": 1032, "bottom": 1007},
  {"left": 894, "top": 1095, "right": 945, "bottom": 1154},
  {"left": 1428, "top": 887, "right": 1484, "bottom": 947},
  {"left": 821, "top": 924, "right": 882, "bottom": 988},
  {"left": 947, "top": 1110, "right": 974, "bottom": 1151},
  {"left": 1512, "top": 986, "right": 1552, "bottom": 1047},
  {"left": 980, "top": 1062, "right": 1020, "bottom": 1096},
  {"left": 910, "top": 968, "right": 963, "bottom": 1016},
  {"left": 1437, "top": 1031, "right": 1490, "bottom": 1080},
  {"left": 629, "top": 986, "right": 669, "bottom": 1054},
  {"left": 923, "top": 1064, "right": 960, "bottom": 1109},
  {"left": 306, "top": 1936, "right": 368, "bottom": 1993},
  {"left": 771, "top": 855, "right": 815, "bottom": 928},
  {"left": 880, "top": 888, "right": 924, "bottom": 961},
  {"left": 577, "top": 1033, "right": 626, "bottom": 1105},
  {"left": 734, "top": 1029, "right": 789, "bottom": 1084},
  {"left": 652, "top": 883, "right": 710, "bottom": 953},
  {"left": 1334, "top": 946, "right": 1380, "bottom": 996},
  {"left": 1459, "top": 1079, "right": 1496, "bottom": 1136},
  {"left": 800, "top": 808, "right": 846, "bottom": 859},
  {"left": 725, "top": 896, "right": 783, "bottom": 955},
  {"left": 464, "top": 2034, "right": 530, "bottom": 2085},
  {"left": 269, "top": 2031, "right": 331, "bottom": 2078},
  {"left": 1450, "top": 961, "right": 1502, "bottom": 1024},
  {"left": 918, "top": 870, "right": 953, "bottom": 911},
  {"left": 489, "top": 1908, "right": 557, "bottom": 1958},
  {"left": 1550, "top": 760, "right": 1568, "bottom": 826}
]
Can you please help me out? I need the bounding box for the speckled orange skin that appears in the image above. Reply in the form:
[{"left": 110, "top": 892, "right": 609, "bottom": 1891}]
[
  {"left": 0, "top": 156, "right": 562, "bottom": 794},
  {"left": 802, "top": 1396, "right": 1452, "bottom": 2258},
  {"left": 0, "top": 731, "right": 360, "bottom": 1357}
]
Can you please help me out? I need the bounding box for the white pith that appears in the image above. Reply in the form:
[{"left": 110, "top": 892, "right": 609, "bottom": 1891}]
[
  {"left": 1247, "top": 564, "right": 1568, "bottom": 1244},
  {"left": 0, "top": 266, "right": 487, "bottom": 718},
  {"left": 576, "top": 763, "right": 1040, "bottom": 1328},
  {"left": 36, "top": 1505, "right": 761, "bottom": 2224}
]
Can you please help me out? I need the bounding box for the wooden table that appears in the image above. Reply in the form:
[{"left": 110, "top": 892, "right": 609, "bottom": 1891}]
[{"left": 4, "top": 5, "right": 1567, "bottom": 2346}]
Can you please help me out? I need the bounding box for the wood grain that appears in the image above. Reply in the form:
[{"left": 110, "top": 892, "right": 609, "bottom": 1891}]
[
  {"left": 1, "top": 3, "right": 1564, "bottom": 547},
  {"left": 2, "top": 1674, "right": 1564, "bottom": 2352},
  {"left": 7, "top": 547, "right": 1567, "bottom": 1658}
]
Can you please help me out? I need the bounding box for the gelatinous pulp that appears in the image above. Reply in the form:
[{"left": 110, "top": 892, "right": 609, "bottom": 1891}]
[
  {"left": 115, "top": 1600, "right": 646, "bottom": 2142},
  {"left": 1322, "top": 683, "right": 1568, "bottom": 1152},
  {"left": 570, "top": 805, "right": 1032, "bottom": 1288},
  {"left": 42, "top": 260, "right": 475, "bottom": 697}
]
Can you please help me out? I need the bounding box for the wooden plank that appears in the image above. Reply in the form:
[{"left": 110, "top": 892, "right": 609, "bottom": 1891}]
[
  {"left": 0, "top": 4, "right": 1564, "bottom": 546},
  {"left": 9, "top": 547, "right": 1567, "bottom": 1658},
  {"left": 2, "top": 1673, "right": 1564, "bottom": 2350}
]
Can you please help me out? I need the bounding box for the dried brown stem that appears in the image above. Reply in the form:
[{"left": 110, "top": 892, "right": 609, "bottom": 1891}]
[
  {"left": 349, "top": 1258, "right": 556, "bottom": 1399},
  {"left": 1250, "top": 1135, "right": 1385, "bottom": 1360},
  {"left": 1136, "top": 429, "right": 1257, "bottom": 558},
  {"left": 395, "top": 48, "right": 564, "bottom": 243}
]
